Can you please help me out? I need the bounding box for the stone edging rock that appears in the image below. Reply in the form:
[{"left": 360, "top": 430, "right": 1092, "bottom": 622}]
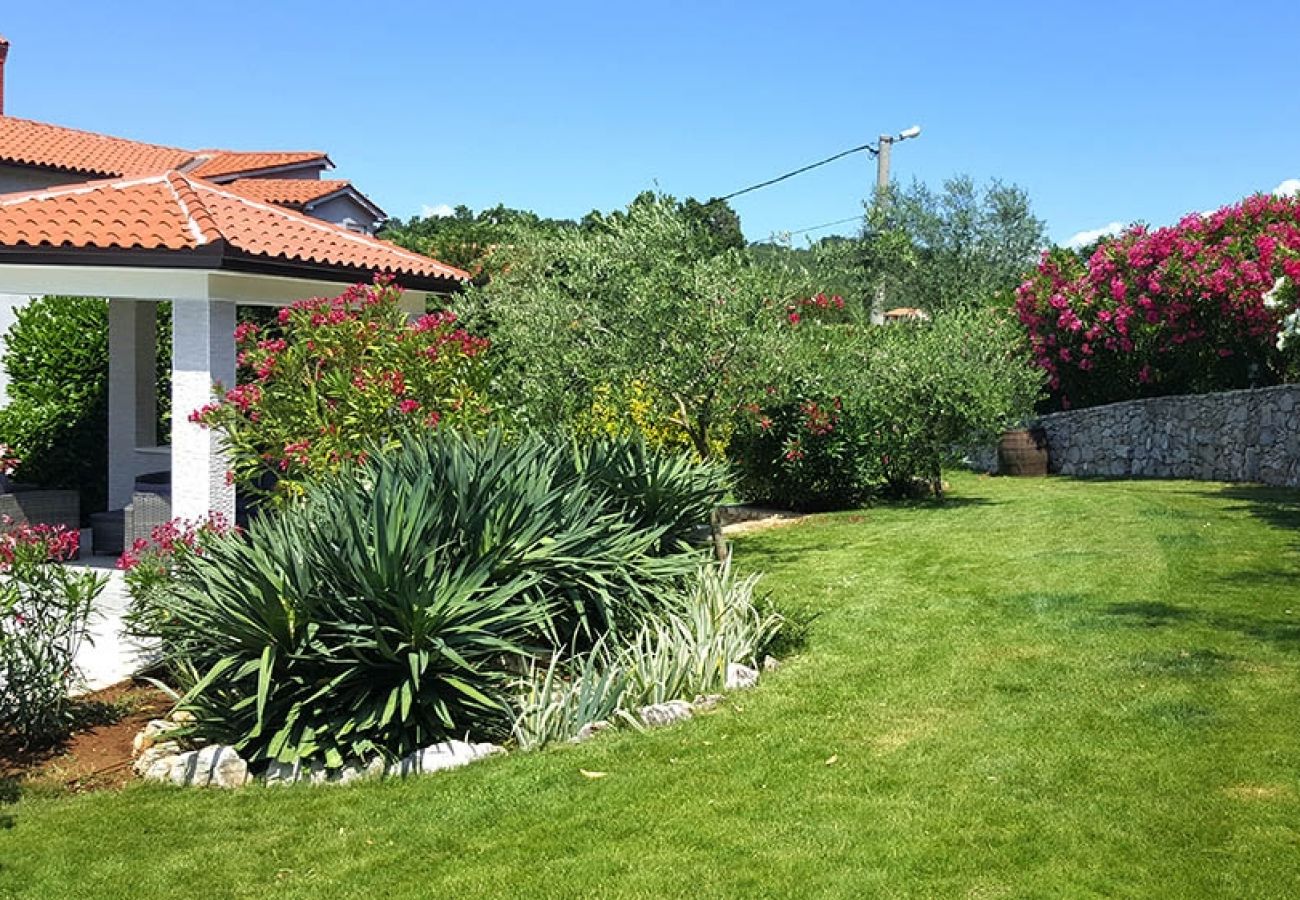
[{"left": 132, "top": 656, "right": 778, "bottom": 789}]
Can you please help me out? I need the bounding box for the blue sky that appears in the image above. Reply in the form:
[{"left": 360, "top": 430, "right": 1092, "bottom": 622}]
[{"left": 4, "top": 1, "right": 1299, "bottom": 246}]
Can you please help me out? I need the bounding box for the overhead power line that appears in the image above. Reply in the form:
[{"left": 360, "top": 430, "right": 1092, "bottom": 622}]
[
  {"left": 751, "top": 214, "right": 867, "bottom": 245},
  {"left": 720, "top": 142, "right": 877, "bottom": 201}
]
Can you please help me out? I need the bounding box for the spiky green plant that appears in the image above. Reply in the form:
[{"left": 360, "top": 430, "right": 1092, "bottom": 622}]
[
  {"left": 623, "top": 560, "right": 781, "bottom": 707},
  {"left": 510, "top": 560, "right": 784, "bottom": 745},
  {"left": 510, "top": 641, "right": 634, "bottom": 751},
  {"left": 149, "top": 430, "right": 715, "bottom": 767},
  {"left": 569, "top": 437, "right": 729, "bottom": 552}
]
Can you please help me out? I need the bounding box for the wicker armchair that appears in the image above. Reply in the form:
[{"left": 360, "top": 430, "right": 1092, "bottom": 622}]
[
  {"left": 0, "top": 484, "right": 80, "bottom": 534},
  {"left": 125, "top": 491, "right": 172, "bottom": 548},
  {"left": 125, "top": 472, "right": 172, "bottom": 548}
]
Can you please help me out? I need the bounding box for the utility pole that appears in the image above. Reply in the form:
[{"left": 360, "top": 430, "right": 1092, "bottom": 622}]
[
  {"left": 869, "top": 134, "right": 894, "bottom": 325},
  {"left": 869, "top": 125, "right": 922, "bottom": 325}
]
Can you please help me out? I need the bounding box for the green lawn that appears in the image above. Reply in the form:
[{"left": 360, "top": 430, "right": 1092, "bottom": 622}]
[{"left": 3, "top": 474, "right": 1299, "bottom": 898}]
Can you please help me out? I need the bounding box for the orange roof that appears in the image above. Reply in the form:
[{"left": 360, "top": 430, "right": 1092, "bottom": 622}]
[
  {"left": 223, "top": 178, "right": 353, "bottom": 209},
  {"left": 0, "top": 171, "right": 467, "bottom": 286},
  {"left": 187, "top": 151, "right": 329, "bottom": 180},
  {"left": 0, "top": 116, "right": 328, "bottom": 181},
  {"left": 0, "top": 115, "right": 194, "bottom": 177}
]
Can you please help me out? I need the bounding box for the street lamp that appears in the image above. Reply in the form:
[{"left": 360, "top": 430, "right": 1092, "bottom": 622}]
[
  {"left": 874, "top": 125, "right": 922, "bottom": 209},
  {"left": 870, "top": 125, "right": 922, "bottom": 324}
]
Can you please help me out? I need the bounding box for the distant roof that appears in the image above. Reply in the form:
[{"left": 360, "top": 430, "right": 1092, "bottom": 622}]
[
  {"left": 0, "top": 115, "right": 193, "bottom": 176},
  {"left": 188, "top": 151, "right": 330, "bottom": 181},
  {"left": 0, "top": 171, "right": 467, "bottom": 290},
  {"left": 0, "top": 115, "right": 328, "bottom": 181},
  {"left": 224, "top": 178, "right": 378, "bottom": 214}
]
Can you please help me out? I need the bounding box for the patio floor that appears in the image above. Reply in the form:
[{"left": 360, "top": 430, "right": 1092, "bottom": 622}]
[{"left": 69, "top": 557, "right": 150, "bottom": 693}]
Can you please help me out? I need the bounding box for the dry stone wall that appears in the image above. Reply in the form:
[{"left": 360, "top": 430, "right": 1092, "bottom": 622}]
[{"left": 1037, "top": 385, "right": 1300, "bottom": 486}]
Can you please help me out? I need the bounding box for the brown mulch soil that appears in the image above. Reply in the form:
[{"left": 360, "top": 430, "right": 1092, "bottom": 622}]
[{"left": 0, "top": 681, "right": 171, "bottom": 793}]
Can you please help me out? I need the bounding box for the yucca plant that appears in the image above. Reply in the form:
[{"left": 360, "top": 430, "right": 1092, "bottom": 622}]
[
  {"left": 158, "top": 514, "right": 541, "bottom": 768},
  {"left": 569, "top": 436, "right": 729, "bottom": 552},
  {"left": 149, "top": 429, "right": 712, "bottom": 768}
]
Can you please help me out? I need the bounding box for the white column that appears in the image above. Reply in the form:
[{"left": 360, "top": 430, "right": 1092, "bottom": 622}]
[
  {"left": 171, "top": 299, "right": 236, "bottom": 522},
  {"left": 107, "top": 301, "right": 158, "bottom": 510}
]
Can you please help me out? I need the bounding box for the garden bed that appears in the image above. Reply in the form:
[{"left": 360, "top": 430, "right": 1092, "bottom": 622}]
[{"left": 0, "top": 680, "right": 168, "bottom": 793}]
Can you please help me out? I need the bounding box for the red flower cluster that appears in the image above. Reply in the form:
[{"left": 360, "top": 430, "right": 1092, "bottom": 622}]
[
  {"left": 785, "top": 292, "right": 847, "bottom": 327},
  {"left": 117, "top": 513, "right": 233, "bottom": 572},
  {"left": 0, "top": 519, "right": 80, "bottom": 570},
  {"left": 800, "top": 399, "right": 840, "bottom": 436}
]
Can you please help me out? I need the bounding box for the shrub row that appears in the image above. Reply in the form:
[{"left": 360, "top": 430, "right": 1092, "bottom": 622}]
[{"left": 730, "top": 306, "right": 1043, "bottom": 509}]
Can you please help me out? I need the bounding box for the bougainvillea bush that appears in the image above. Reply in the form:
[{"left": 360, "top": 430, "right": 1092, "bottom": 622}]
[
  {"left": 192, "top": 276, "right": 491, "bottom": 501},
  {"left": 1016, "top": 194, "right": 1300, "bottom": 409},
  {"left": 0, "top": 523, "right": 105, "bottom": 748}
]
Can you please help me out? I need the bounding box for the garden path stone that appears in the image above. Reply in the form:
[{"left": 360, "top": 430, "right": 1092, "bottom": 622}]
[
  {"left": 571, "top": 720, "right": 613, "bottom": 743},
  {"left": 137, "top": 745, "right": 248, "bottom": 788},
  {"left": 67, "top": 558, "right": 153, "bottom": 693},
  {"left": 388, "top": 740, "right": 504, "bottom": 778}
]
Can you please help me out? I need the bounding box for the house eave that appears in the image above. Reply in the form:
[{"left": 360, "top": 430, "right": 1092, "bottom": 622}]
[{"left": 0, "top": 244, "right": 462, "bottom": 296}]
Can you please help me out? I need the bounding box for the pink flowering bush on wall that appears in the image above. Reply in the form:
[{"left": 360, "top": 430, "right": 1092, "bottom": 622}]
[
  {"left": 1016, "top": 194, "right": 1300, "bottom": 409},
  {"left": 192, "top": 276, "right": 492, "bottom": 501}
]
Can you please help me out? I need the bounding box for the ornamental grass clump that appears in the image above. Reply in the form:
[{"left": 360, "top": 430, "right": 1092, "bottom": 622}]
[
  {"left": 0, "top": 523, "right": 106, "bottom": 748},
  {"left": 145, "top": 430, "right": 728, "bottom": 769},
  {"left": 510, "top": 560, "right": 781, "bottom": 749}
]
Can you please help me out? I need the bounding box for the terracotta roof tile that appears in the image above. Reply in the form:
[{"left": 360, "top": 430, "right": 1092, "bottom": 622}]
[
  {"left": 0, "top": 172, "right": 468, "bottom": 284},
  {"left": 0, "top": 116, "right": 329, "bottom": 182},
  {"left": 187, "top": 151, "right": 329, "bottom": 180},
  {"left": 222, "top": 178, "right": 353, "bottom": 209},
  {"left": 0, "top": 116, "right": 193, "bottom": 177}
]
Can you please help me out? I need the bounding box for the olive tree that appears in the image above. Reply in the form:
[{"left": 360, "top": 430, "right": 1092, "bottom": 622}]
[{"left": 459, "top": 194, "right": 810, "bottom": 458}]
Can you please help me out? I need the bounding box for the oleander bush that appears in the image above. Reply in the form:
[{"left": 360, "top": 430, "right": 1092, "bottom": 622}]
[
  {"left": 140, "top": 430, "right": 728, "bottom": 768},
  {"left": 0, "top": 524, "right": 105, "bottom": 748},
  {"left": 192, "top": 276, "right": 492, "bottom": 504},
  {"left": 118, "top": 515, "right": 235, "bottom": 649},
  {"left": 731, "top": 306, "right": 1041, "bottom": 506},
  {"left": 1016, "top": 193, "right": 1300, "bottom": 409},
  {"left": 730, "top": 388, "right": 869, "bottom": 511}
]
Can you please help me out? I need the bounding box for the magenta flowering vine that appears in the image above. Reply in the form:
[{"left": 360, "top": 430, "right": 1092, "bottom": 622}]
[{"left": 1016, "top": 193, "right": 1300, "bottom": 408}]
